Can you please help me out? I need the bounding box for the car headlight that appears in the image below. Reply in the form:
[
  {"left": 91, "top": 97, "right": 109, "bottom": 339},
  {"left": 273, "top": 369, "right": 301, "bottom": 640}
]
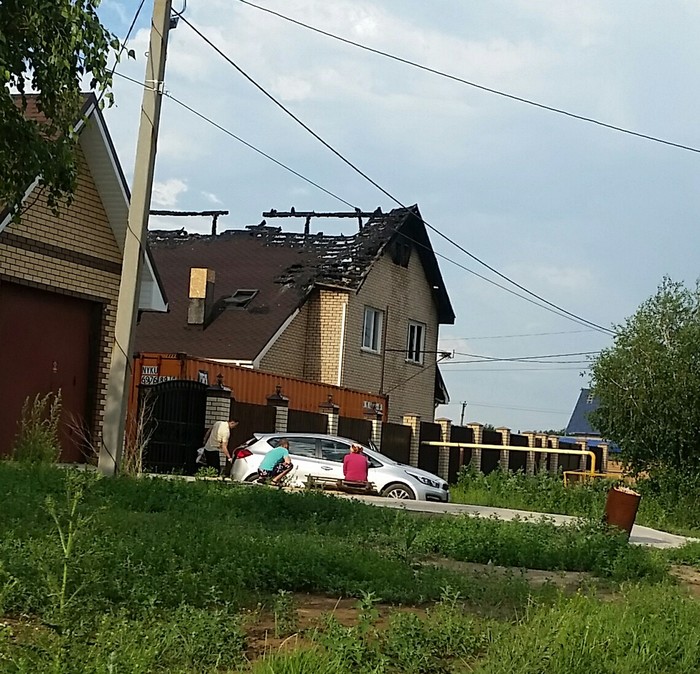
[{"left": 407, "top": 472, "right": 440, "bottom": 489}]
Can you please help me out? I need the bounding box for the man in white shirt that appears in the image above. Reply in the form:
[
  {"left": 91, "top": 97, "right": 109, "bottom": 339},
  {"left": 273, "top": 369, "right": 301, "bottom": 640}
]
[{"left": 201, "top": 419, "right": 239, "bottom": 476}]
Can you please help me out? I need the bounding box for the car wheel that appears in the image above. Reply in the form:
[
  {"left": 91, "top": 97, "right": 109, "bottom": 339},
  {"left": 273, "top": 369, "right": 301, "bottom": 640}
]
[
  {"left": 380, "top": 482, "right": 416, "bottom": 500},
  {"left": 244, "top": 473, "right": 259, "bottom": 483}
]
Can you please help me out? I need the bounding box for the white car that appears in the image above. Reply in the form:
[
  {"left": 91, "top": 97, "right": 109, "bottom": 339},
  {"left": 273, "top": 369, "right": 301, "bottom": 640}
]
[{"left": 230, "top": 432, "right": 449, "bottom": 502}]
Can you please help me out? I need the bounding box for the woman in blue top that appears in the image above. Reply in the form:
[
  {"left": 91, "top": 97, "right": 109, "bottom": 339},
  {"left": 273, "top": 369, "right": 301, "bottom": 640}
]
[{"left": 257, "top": 438, "right": 293, "bottom": 486}]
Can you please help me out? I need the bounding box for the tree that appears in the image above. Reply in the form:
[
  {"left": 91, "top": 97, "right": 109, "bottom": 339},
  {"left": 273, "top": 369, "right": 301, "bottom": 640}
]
[
  {"left": 590, "top": 277, "right": 700, "bottom": 476},
  {"left": 0, "top": 0, "right": 123, "bottom": 215}
]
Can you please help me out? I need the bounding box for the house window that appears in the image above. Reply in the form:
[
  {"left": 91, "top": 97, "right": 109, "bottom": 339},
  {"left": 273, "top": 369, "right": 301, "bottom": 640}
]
[
  {"left": 362, "top": 306, "right": 383, "bottom": 352},
  {"left": 406, "top": 321, "right": 425, "bottom": 364}
]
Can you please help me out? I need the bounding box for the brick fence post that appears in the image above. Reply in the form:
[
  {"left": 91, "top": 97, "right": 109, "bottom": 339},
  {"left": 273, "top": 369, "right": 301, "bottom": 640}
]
[
  {"left": 266, "top": 385, "right": 289, "bottom": 433},
  {"left": 402, "top": 414, "right": 421, "bottom": 467},
  {"left": 364, "top": 405, "right": 383, "bottom": 451},
  {"left": 436, "top": 417, "right": 451, "bottom": 481},
  {"left": 524, "top": 432, "right": 536, "bottom": 475},
  {"left": 536, "top": 433, "right": 548, "bottom": 472},
  {"left": 497, "top": 426, "right": 510, "bottom": 471},
  {"left": 319, "top": 395, "right": 339, "bottom": 436},
  {"left": 599, "top": 443, "right": 609, "bottom": 472},
  {"left": 548, "top": 436, "right": 560, "bottom": 474},
  {"left": 205, "top": 376, "right": 232, "bottom": 467},
  {"left": 467, "top": 423, "right": 483, "bottom": 472},
  {"left": 578, "top": 440, "right": 589, "bottom": 472}
]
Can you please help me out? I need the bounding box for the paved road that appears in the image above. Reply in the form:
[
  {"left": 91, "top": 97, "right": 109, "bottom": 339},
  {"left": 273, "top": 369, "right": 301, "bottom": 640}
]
[{"left": 338, "top": 494, "right": 695, "bottom": 549}]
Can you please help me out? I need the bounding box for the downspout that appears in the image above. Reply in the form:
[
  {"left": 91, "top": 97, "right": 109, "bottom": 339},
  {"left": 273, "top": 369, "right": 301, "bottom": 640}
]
[
  {"left": 336, "top": 300, "right": 347, "bottom": 386},
  {"left": 379, "top": 304, "right": 389, "bottom": 394}
]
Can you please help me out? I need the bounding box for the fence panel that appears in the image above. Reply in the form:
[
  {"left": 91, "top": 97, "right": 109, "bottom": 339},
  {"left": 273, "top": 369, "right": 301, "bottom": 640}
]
[
  {"left": 229, "top": 401, "right": 276, "bottom": 448},
  {"left": 287, "top": 409, "right": 328, "bottom": 434},
  {"left": 418, "top": 421, "right": 441, "bottom": 476},
  {"left": 509, "top": 433, "right": 529, "bottom": 472},
  {"left": 337, "top": 416, "right": 372, "bottom": 444},
  {"left": 380, "top": 423, "right": 411, "bottom": 464},
  {"left": 449, "top": 425, "right": 473, "bottom": 483},
  {"left": 558, "top": 441, "right": 581, "bottom": 471}
]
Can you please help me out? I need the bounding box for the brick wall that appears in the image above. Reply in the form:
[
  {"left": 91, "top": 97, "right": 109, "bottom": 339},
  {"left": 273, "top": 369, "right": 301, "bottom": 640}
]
[
  {"left": 258, "top": 301, "right": 309, "bottom": 377},
  {"left": 342, "top": 250, "right": 439, "bottom": 423},
  {"left": 0, "top": 146, "right": 122, "bottom": 449}
]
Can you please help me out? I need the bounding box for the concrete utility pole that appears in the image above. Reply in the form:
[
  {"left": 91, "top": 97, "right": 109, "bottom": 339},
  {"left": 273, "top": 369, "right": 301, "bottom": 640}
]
[
  {"left": 99, "top": 0, "right": 173, "bottom": 475},
  {"left": 460, "top": 401, "right": 468, "bottom": 426}
]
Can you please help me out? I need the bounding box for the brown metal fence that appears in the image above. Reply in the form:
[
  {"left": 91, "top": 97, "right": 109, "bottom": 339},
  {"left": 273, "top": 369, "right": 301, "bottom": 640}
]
[
  {"left": 509, "top": 433, "right": 529, "bottom": 472},
  {"left": 287, "top": 409, "right": 328, "bottom": 434},
  {"left": 480, "top": 429, "right": 502, "bottom": 475},
  {"left": 337, "top": 416, "right": 372, "bottom": 444},
  {"left": 229, "top": 400, "right": 276, "bottom": 448},
  {"left": 558, "top": 441, "right": 581, "bottom": 471},
  {"left": 418, "top": 422, "right": 441, "bottom": 476},
  {"left": 380, "top": 423, "right": 411, "bottom": 463},
  {"left": 448, "top": 425, "right": 473, "bottom": 483}
]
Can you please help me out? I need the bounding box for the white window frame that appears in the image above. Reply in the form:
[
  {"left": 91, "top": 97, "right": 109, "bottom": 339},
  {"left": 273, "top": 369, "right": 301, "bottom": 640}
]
[
  {"left": 362, "top": 306, "right": 383, "bottom": 353},
  {"left": 406, "top": 321, "right": 426, "bottom": 365}
]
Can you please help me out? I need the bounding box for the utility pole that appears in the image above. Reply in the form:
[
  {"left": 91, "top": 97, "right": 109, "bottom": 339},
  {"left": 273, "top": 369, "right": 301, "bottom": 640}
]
[
  {"left": 460, "top": 401, "right": 468, "bottom": 426},
  {"left": 99, "top": 0, "right": 173, "bottom": 475}
]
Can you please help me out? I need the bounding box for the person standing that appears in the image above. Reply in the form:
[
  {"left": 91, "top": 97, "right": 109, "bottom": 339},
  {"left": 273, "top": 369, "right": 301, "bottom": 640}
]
[
  {"left": 202, "top": 419, "right": 238, "bottom": 476},
  {"left": 343, "top": 443, "right": 369, "bottom": 482}
]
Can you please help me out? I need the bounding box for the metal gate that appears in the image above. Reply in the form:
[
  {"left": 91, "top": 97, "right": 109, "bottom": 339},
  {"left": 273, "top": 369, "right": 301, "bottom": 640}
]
[{"left": 140, "top": 380, "right": 208, "bottom": 474}]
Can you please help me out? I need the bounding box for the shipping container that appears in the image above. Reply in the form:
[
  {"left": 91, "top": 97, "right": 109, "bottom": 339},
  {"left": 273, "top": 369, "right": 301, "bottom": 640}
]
[{"left": 129, "top": 352, "right": 387, "bottom": 422}]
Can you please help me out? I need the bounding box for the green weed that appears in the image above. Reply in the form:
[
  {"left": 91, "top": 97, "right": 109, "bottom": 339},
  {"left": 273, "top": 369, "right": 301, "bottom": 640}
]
[{"left": 11, "top": 391, "right": 62, "bottom": 464}]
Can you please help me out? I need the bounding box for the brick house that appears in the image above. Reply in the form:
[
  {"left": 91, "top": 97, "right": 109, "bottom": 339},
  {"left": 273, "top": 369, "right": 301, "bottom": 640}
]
[
  {"left": 135, "top": 206, "right": 454, "bottom": 423},
  {"left": 0, "top": 93, "right": 167, "bottom": 461}
]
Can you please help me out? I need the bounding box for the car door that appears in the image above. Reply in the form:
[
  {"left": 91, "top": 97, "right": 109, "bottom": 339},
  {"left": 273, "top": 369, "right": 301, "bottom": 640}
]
[
  {"left": 317, "top": 438, "right": 352, "bottom": 481},
  {"left": 284, "top": 437, "right": 322, "bottom": 486}
]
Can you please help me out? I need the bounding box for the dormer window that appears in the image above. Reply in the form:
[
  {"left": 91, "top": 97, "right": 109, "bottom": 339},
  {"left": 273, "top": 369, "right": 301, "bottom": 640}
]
[
  {"left": 390, "top": 238, "right": 411, "bottom": 267},
  {"left": 224, "top": 289, "right": 258, "bottom": 309}
]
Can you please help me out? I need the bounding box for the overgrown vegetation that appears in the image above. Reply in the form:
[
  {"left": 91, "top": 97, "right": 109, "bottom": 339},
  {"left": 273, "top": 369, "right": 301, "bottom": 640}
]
[
  {"left": 0, "top": 464, "right": 695, "bottom": 672},
  {"left": 451, "top": 466, "right": 700, "bottom": 535},
  {"left": 11, "top": 391, "right": 62, "bottom": 464}
]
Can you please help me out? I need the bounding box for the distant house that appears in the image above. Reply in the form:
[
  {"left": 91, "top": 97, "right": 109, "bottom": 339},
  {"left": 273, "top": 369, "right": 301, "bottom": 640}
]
[
  {"left": 565, "top": 388, "right": 602, "bottom": 438},
  {"left": 135, "top": 205, "right": 455, "bottom": 422},
  {"left": 0, "top": 93, "right": 167, "bottom": 461}
]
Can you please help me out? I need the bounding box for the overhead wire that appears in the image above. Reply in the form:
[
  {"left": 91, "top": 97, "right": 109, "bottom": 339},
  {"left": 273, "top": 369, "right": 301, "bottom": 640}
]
[
  {"left": 114, "top": 71, "right": 616, "bottom": 332},
  {"left": 177, "top": 14, "right": 617, "bottom": 337},
  {"left": 237, "top": 0, "right": 700, "bottom": 156}
]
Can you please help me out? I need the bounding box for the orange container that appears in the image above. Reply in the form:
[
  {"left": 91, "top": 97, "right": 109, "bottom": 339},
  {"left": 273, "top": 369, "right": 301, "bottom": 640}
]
[
  {"left": 129, "top": 352, "right": 387, "bottom": 421},
  {"left": 603, "top": 486, "right": 641, "bottom": 538}
]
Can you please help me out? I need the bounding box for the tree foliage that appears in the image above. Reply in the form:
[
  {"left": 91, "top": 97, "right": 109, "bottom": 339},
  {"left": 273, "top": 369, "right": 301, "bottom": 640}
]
[
  {"left": 0, "top": 0, "right": 121, "bottom": 214},
  {"left": 590, "top": 277, "right": 700, "bottom": 475}
]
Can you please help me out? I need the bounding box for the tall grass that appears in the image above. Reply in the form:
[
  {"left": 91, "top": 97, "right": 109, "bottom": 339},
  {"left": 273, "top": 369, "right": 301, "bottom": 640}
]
[{"left": 451, "top": 467, "right": 700, "bottom": 534}]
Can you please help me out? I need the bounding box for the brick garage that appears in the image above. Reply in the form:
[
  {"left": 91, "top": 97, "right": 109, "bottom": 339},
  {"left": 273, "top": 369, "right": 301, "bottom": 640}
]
[{"left": 0, "top": 94, "right": 166, "bottom": 460}]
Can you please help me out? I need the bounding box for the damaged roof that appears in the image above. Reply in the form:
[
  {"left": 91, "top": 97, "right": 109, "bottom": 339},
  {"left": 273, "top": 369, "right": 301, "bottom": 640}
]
[{"left": 135, "top": 205, "right": 454, "bottom": 360}]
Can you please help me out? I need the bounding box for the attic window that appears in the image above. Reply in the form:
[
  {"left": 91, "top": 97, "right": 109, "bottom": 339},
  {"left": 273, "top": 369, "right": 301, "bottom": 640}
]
[
  {"left": 390, "top": 238, "right": 411, "bottom": 267},
  {"left": 586, "top": 392, "right": 595, "bottom": 404},
  {"left": 224, "top": 289, "right": 258, "bottom": 309}
]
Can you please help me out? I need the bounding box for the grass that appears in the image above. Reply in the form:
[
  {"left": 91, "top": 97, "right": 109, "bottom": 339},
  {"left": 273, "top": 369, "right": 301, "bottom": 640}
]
[
  {"left": 0, "top": 462, "right": 693, "bottom": 673},
  {"left": 450, "top": 467, "right": 700, "bottom": 536}
]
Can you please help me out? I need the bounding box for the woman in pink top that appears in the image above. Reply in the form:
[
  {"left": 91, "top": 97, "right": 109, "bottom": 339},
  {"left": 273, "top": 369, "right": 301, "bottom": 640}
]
[{"left": 343, "top": 444, "right": 369, "bottom": 482}]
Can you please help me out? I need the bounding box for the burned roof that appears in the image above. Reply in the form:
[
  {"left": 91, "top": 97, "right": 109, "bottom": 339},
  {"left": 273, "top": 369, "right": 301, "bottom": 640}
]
[{"left": 135, "top": 205, "right": 454, "bottom": 360}]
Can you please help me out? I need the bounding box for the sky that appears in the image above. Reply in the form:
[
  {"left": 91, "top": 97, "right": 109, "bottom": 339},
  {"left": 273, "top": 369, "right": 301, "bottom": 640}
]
[{"left": 96, "top": 0, "right": 700, "bottom": 433}]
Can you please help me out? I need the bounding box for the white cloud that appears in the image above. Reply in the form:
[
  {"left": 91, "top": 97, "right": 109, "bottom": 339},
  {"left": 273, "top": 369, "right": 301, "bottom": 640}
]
[
  {"left": 201, "top": 191, "right": 223, "bottom": 205},
  {"left": 151, "top": 178, "right": 188, "bottom": 207}
]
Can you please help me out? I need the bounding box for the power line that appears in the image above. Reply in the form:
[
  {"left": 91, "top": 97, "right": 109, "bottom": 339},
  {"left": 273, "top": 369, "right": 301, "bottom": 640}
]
[
  {"left": 237, "top": 0, "right": 700, "bottom": 156},
  {"left": 439, "top": 329, "right": 597, "bottom": 341},
  {"left": 443, "top": 366, "right": 588, "bottom": 372},
  {"left": 178, "top": 15, "right": 617, "bottom": 337},
  {"left": 449, "top": 349, "right": 599, "bottom": 362},
  {"left": 114, "top": 70, "right": 616, "bottom": 333}
]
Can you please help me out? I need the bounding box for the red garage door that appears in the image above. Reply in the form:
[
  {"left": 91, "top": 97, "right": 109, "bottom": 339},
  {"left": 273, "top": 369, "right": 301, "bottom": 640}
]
[{"left": 0, "top": 282, "right": 100, "bottom": 461}]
